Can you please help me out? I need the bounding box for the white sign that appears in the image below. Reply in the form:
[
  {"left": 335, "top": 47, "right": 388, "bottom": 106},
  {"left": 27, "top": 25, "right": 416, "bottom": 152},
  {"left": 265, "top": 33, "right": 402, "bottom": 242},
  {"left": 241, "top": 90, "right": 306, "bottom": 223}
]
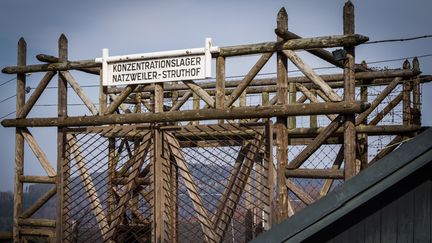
[
  {"left": 96, "top": 38, "right": 218, "bottom": 86},
  {"left": 108, "top": 55, "right": 206, "bottom": 85}
]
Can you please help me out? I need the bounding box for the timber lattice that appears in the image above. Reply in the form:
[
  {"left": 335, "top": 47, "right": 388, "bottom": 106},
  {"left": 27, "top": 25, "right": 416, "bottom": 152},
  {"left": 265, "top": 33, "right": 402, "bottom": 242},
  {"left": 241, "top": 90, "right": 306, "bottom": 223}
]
[{"left": 1, "top": 2, "right": 430, "bottom": 242}]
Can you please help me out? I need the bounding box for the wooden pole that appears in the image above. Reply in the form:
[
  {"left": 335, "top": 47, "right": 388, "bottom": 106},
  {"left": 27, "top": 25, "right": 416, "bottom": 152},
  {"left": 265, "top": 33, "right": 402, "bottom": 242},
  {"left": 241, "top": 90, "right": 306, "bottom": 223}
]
[
  {"left": 275, "top": 7, "right": 289, "bottom": 223},
  {"left": 56, "top": 34, "right": 68, "bottom": 243},
  {"left": 216, "top": 34, "right": 368, "bottom": 57},
  {"left": 264, "top": 121, "right": 274, "bottom": 228},
  {"left": 216, "top": 56, "right": 225, "bottom": 124},
  {"left": 412, "top": 57, "right": 421, "bottom": 126},
  {"left": 13, "top": 37, "right": 26, "bottom": 243},
  {"left": 403, "top": 60, "right": 412, "bottom": 126},
  {"left": 343, "top": 1, "right": 357, "bottom": 180},
  {"left": 1, "top": 101, "right": 369, "bottom": 128},
  {"left": 153, "top": 81, "right": 169, "bottom": 243},
  {"left": 18, "top": 71, "right": 56, "bottom": 118},
  {"left": 358, "top": 61, "right": 369, "bottom": 169}
]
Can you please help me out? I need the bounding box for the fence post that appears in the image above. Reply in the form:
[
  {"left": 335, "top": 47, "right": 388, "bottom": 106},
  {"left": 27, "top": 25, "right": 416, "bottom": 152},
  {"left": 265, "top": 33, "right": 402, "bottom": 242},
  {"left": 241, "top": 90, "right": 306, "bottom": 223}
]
[
  {"left": 275, "top": 7, "right": 289, "bottom": 222},
  {"left": 13, "top": 37, "right": 26, "bottom": 243},
  {"left": 343, "top": 1, "right": 357, "bottom": 179},
  {"left": 56, "top": 34, "right": 68, "bottom": 243}
]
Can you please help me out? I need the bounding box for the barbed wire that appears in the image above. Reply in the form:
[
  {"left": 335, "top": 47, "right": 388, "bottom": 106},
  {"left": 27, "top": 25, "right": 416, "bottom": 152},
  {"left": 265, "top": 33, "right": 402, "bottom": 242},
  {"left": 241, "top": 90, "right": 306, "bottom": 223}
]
[{"left": 365, "top": 35, "right": 432, "bottom": 45}]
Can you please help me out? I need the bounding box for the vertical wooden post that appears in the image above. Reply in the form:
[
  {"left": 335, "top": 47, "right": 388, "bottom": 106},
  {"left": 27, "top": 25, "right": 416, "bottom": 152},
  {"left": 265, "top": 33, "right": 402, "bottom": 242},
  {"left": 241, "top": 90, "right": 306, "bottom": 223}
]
[
  {"left": 275, "top": 7, "right": 289, "bottom": 222},
  {"left": 13, "top": 37, "right": 26, "bottom": 243},
  {"left": 358, "top": 61, "right": 368, "bottom": 170},
  {"left": 309, "top": 89, "right": 318, "bottom": 128},
  {"left": 108, "top": 138, "right": 116, "bottom": 225},
  {"left": 402, "top": 60, "right": 412, "bottom": 126},
  {"left": 99, "top": 49, "right": 107, "bottom": 115},
  {"left": 216, "top": 56, "right": 226, "bottom": 124},
  {"left": 264, "top": 121, "right": 274, "bottom": 229},
  {"left": 192, "top": 93, "right": 199, "bottom": 125},
  {"left": 240, "top": 90, "right": 247, "bottom": 122},
  {"left": 288, "top": 83, "right": 296, "bottom": 128},
  {"left": 412, "top": 57, "right": 421, "bottom": 126},
  {"left": 56, "top": 34, "right": 68, "bottom": 243},
  {"left": 343, "top": 1, "right": 357, "bottom": 180},
  {"left": 153, "top": 82, "right": 169, "bottom": 243}
]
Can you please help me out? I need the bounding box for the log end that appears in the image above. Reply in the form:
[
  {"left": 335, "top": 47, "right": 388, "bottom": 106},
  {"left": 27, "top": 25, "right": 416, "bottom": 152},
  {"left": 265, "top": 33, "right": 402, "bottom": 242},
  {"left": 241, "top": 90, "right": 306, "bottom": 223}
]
[{"left": 1, "top": 67, "right": 14, "bottom": 74}]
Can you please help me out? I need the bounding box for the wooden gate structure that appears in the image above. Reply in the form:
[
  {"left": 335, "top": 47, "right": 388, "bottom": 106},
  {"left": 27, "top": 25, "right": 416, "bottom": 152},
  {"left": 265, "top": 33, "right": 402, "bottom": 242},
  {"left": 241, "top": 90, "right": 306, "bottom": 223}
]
[{"left": 1, "top": 2, "right": 430, "bottom": 242}]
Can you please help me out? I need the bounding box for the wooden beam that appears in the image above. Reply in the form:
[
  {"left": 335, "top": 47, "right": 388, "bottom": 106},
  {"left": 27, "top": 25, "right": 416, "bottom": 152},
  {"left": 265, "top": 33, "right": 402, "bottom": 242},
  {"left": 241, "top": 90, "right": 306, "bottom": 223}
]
[
  {"left": 283, "top": 50, "right": 342, "bottom": 102},
  {"left": 36, "top": 54, "right": 100, "bottom": 75},
  {"left": 170, "top": 91, "right": 192, "bottom": 112},
  {"left": 21, "top": 186, "right": 56, "bottom": 219},
  {"left": 18, "top": 71, "right": 56, "bottom": 118},
  {"left": 19, "top": 219, "right": 56, "bottom": 228},
  {"left": 60, "top": 71, "right": 98, "bottom": 115},
  {"left": 287, "top": 115, "right": 344, "bottom": 169},
  {"left": 13, "top": 37, "right": 26, "bottom": 242},
  {"left": 183, "top": 80, "right": 215, "bottom": 108},
  {"left": 403, "top": 60, "right": 412, "bottom": 125},
  {"left": 286, "top": 179, "right": 314, "bottom": 205},
  {"left": 343, "top": 1, "right": 357, "bottom": 180},
  {"left": 295, "top": 83, "right": 336, "bottom": 121},
  {"left": 412, "top": 57, "right": 421, "bottom": 125},
  {"left": 369, "top": 136, "right": 403, "bottom": 164},
  {"left": 56, "top": 34, "right": 68, "bottom": 242},
  {"left": 274, "top": 29, "right": 370, "bottom": 72},
  {"left": 214, "top": 133, "right": 264, "bottom": 241},
  {"left": 2, "top": 101, "right": 370, "bottom": 128},
  {"left": 106, "top": 132, "right": 151, "bottom": 241},
  {"left": 225, "top": 53, "right": 273, "bottom": 107},
  {"left": 217, "top": 34, "right": 368, "bottom": 57},
  {"left": 275, "top": 7, "right": 289, "bottom": 223},
  {"left": 320, "top": 146, "right": 344, "bottom": 197},
  {"left": 216, "top": 56, "right": 225, "bottom": 124},
  {"left": 19, "top": 175, "right": 56, "bottom": 184},
  {"left": 21, "top": 128, "right": 56, "bottom": 177},
  {"left": 67, "top": 134, "right": 109, "bottom": 238},
  {"left": 107, "top": 69, "right": 421, "bottom": 95},
  {"left": 165, "top": 134, "right": 216, "bottom": 242},
  {"left": 355, "top": 77, "right": 402, "bottom": 125},
  {"left": 368, "top": 92, "right": 403, "bottom": 126},
  {"left": 285, "top": 168, "right": 344, "bottom": 179},
  {"left": 105, "top": 84, "right": 139, "bottom": 115}
]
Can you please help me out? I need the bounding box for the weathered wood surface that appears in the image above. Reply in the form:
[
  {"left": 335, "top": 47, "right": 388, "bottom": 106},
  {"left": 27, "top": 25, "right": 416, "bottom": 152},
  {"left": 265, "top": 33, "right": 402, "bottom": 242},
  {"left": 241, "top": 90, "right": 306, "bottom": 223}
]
[
  {"left": 275, "top": 7, "right": 289, "bottom": 223},
  {"left": 21, "top": 186, "right": 56, "bottom": 218},
  {"left": 60, "top": 71, "right": 98, "bottom": 115},
  {"left": 19, "top": 175, "right": 56, "bottom": 184},
  {"left": 183, "top": 80, "right": 215, "bottom": 108},
  {"left": 356, "top": 77, "right": 402, "bottom": 125},
  {"left": 18, "top": 71, "right": 56, "bottom": 118},
  {"left": 225, "top": 53, "right": 273, "bottom": 107},
  {"left": 285, "top": 168, "right": 344, "bottom": 179},
  {"left": 106, "top": 132, "right": 151, "bottom": 241},
  {"left": 217, "top": 34, "right": 368, "bottom": 57},
  {"left": 286, "top": 179, "right": 314, "bottom": 205},
  {"left": 13, "top": 37, "right": 26, "bottom": 242},
  {"left": 343, "top": 0, "right": 357, "bottom": 180},
  {"left": 21, "top": 128, "right": 56, "bottom": 177},
  {"left": 105, "top": 84, "right": 139, "bottom": 115},
  {"left": 283, "top": 50, "right": 342, "bottom": 102},
  {"left": 2, "top": 101, "right": 369, "bottom": 128},
  {"left": 19, "top": 218, "right": 56, "bottom": 228},
  {"left": 36, "top": 54, "right": 100, "bottom": 74},
  {"left": 320, "top": 146, "right": 344, "bottom": 197},
  {"left": 287, "top": 115, "right": 344, "bottom": 169},
  {"left": 166, "top": 134, "right": 216, "bottom": 242},
  {"left": 67, "top": 134, "right": 109, "bottom": 237}
]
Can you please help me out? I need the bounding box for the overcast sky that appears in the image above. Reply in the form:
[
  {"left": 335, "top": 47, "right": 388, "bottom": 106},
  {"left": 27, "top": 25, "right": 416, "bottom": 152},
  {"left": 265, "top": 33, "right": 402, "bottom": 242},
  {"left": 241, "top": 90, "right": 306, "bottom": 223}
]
[{"left": 1, "top": 0, "right": 431, "bottom": 191}]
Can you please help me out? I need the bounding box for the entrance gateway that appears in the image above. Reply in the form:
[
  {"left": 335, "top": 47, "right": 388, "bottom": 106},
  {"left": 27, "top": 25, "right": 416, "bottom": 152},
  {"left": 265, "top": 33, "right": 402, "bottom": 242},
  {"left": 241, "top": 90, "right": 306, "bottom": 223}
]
[{"left": 96, "top": 38, "right": 219, "bottom": 86}]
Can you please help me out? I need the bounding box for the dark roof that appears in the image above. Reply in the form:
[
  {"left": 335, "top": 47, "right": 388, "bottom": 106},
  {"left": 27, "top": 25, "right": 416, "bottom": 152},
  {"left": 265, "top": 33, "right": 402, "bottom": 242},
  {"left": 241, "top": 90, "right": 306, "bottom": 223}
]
[{"left": 252, "top": 128, "right": 432, "bottom": 243}]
